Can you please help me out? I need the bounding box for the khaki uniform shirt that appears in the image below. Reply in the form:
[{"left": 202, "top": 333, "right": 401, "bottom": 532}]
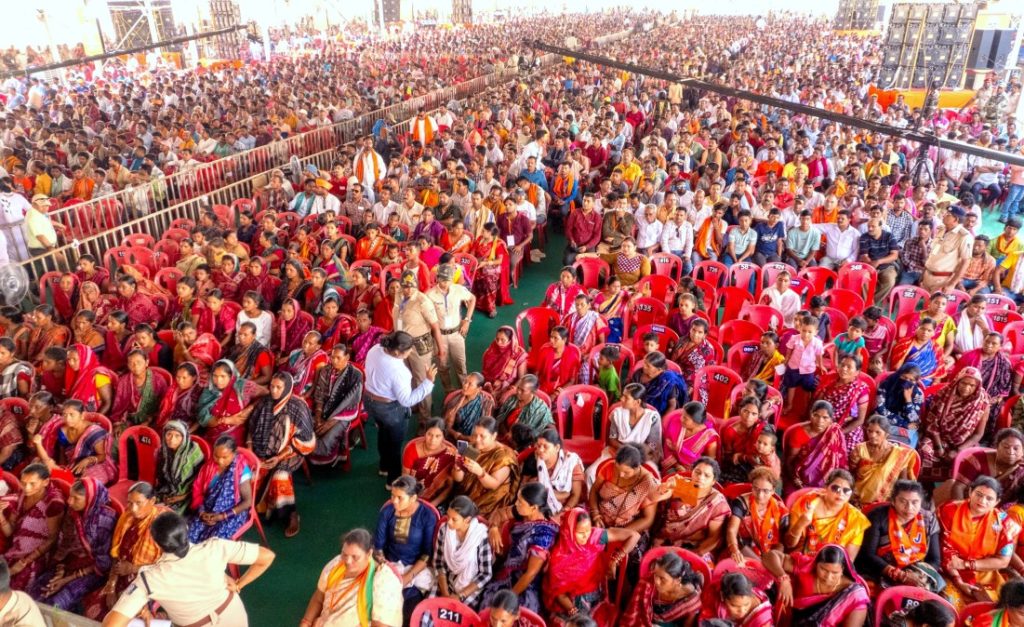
[
  {"left": 392, "top": 291, "right": 438, "bottom": 337},
  {"left": 926, "top": 224, "right": 973, "bottom": 274},
  {"left": 112, "top": 538, "right": 259, "bottom": 626},
  {"left": 425, "top": 283, "right": 473, "bottom": 330}
]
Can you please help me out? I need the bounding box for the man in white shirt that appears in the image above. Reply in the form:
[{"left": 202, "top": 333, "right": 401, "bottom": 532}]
[
  {"left": 816, "top": 210, "right": 860, "bottom": 269},
  {"left": 309, "top": 179, "right": 341, "bottom": 217},
  {"left": 634, "top": 204, "right": 663, "bottom": 254},
  {"left": 661, "top": 207, "right": 694, "bottom": 274},
  {"left": 372, "top": 187, "right": 400, "bottom": 226}
]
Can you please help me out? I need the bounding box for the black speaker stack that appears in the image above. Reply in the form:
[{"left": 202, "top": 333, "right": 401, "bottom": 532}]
[
  {"left": 877, "top": 2, "right": 978, "bottom": 91},
  {"left": 834, "top": 0, "right": 881, "bottom": 31},
  {"left": 376, "top": 0, "right": 402, "bottom": 26},
  {"left": 451, "top": 0, "right": 472, "bottom": 24}
]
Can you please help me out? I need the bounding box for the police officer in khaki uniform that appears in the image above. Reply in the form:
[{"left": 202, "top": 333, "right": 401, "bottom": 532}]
[
  {"left": 424, "top": 264, "right": 476, "bottom": 394},
  {"left": 101, "top": 512, "right": 275, "bottom": 627},
  {"left": 392, "top": 270, "right": 445, "bottom": 427}
]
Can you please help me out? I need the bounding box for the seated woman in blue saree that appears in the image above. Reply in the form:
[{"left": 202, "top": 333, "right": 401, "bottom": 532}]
[
  {"left": 480, "top": 483, "right": 559, "bottom": 613},
  {"left": 889, "top": 318, "right": 950, "bottom": 386},
  {"left": 628, "top": 351, "right": 688, "bottom": 414},
  {"left": 187, "top": 435, "right": 253, "bottom": 543}
]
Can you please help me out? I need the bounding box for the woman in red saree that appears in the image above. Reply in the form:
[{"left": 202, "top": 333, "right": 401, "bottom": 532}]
[
  {"left": 542, "top": 507, "right": 640, "bottom": 626},
  {"left": 401, "top": 418, "right": 458, "bottom": 507},
  {"left": 236, "top": 257, "right": 277, "bottom": 306},
  {"left": 472, "top": 225, "right": 511, "bottom": 317},
  {"left": 76, "top": 281, "right": 114, "bottom": 323},
  {"left": 349, "top": 309, "right": 386, "bottom": 367},
  {"left": 783, "top": 400, "right": 848, "bottom": 496},
  {"left": 274, "top": 259, "right": 313, "bottom": 311},
  {"left": 534, "top": 327, "right": 582, "bottom": 396},
  {"left": 938, "top": 475, "right": 1021, "bottom": 610},
  {"left": 203, "top": 290, "right": 241, "bottom": 345},
  {"left": 442, "top": 222, "right": 474, "bottom": 255},
  {"left": 50, "top": 273, "right": 79, "bottom": 324},
  {"left": 63, "top": 343, "right": 115, "bottom": 415},
  {"left": 274, "top": 298, "right": 313, "bottom": 360},
  {"left": 109, "top": 350, "right": 171, "bottom": 430},
  {"left": 764, "top": 544, "right": 871, "bottom": 627},
  {"left": 919, "top": 367, "right": 990, "bottom": 483},
  {"left": 0, "top": 463, "right": 65, "bottom": 591},
  {"left": 710, "top": 573, "right": 775, "bottom": 627},
  {"left": 100, "top": 311, "right": 133, "bottom": 373},
  {"left": 195, "top": 359, "right": 268, "bottom": 446},
  {"left": 317, "top": 297, "right": 353, "bottom": 353},
  {"left": 720, "top": 397, "right": 767, "bottom": 484},
  {"left": 482, "top": 326, "right": 527, "bottom": 401},
  {"left": 815, "top": 354, "right": 872, "bottom": 455},
  {"left": 343, "top": 267, "right": 382, "bottom": 317},
  {"left": 211, "top": 255, "right": 242, "bottom": 302},
  {"left": 168, "top": 277, "right": 213, "bottom": 333},
  {"left": 156, "top": 362, "right": 203, "bottom": 431}
]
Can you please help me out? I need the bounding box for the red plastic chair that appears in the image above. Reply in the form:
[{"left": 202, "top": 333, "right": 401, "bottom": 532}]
[
  {"left": 37, "top": 271, "right": 68, "bottom": 310},
  {"left": 349, "top": 259, "right": 383, "bottom": 284},
  {"left": 692, "top": 366, "right": 744, "bottom": 421},
  {"left": 822, "top": 307, "right": 850, "bottom": 340},
  {"left": 161, "top": 227, "right": 191, "bottom": 243},
  {"left": 103, "top": 246, "right": 133, "bottom": 278},
  {"left": 169, "top": 218, "right": 196, "bottom": 231},
  {"left": 989, "top": 309, "right": 1023, "bottom": 335},
  {"left": 154, "top": 267, "right": 185, "bottom": 294},
  {"left": 478, "top": 608, "right": 545, "bottom": 627},
  {"left": 572, "top": 257, "right": 611, "bottom": 290},
  {"left": 411, "top": 598, "right": 482, "bottom": 627},
  {"left": 887, "top": 285, "right": 930, "bottom": 320},
  {"left": 636, "top": 275, "right": 677, "bottom": 305},
  {"left": 631, "top": 324, "right": 680, "bottom": 357},
  {"left": 722, "top": 482, "right": 752, "bottom": 500},
  {"left": 694, "top": 260, "right": 728, "bottom": 288},
  {"left": 761, "top": 262, "right": 798, "bottom": 291},
  {"left": 127, "top": 246, "right": 164, "bottom": 277},
  {"left": 153, "top": 239, "right": 182, "bottom": 265},
  {"left": 740, "top": 303, "right": 784, "bottom": 332},
  {"left": 981, "top": 292, "right": 1017, "bottom": 312},
  {"left": 515, "top": 307, "right": 562, "bottom": 371},
  {"left": 191, "top": 434, "right": 211, "bottom": 459},
  {"left": 555, "top": 385, "right": 610, "bottom": 464},
  {"left": 945, "top": 289, "right": 970, "bottom": 316},
  {"left": 715, "top": 319, "right": 764, "bottom": 351},
  {"left": 951, "top": 446, "right": 995, "bottom": 479},
  {"left": 693, "top": 279, "right": 717, "bottom": 313},
  {"left": 959, "top": 602, "right": 996, "bottom": 626},
  {"left": 712, "top": 287, "right": 755, "bottom": 327},
  {"left": 837, "top": 262, "right": 878, "bottom": 305},
  {"left": 450, "top": 253, "right": 478, "bottom": 284},
  {"left": 109, "top": 425, "right": 161, "bottom": 505},
  {"left": 1004, "top": 321, "right": 1024, "bottom": 354},
  {"left": 822, "top": 288, "right": 866, "bottom": 320},
  {"left": 0, "top": 399, "right": 29, "bottom": 427},
  {"left": 628, "top": 297, "right": 669, "bottom": 332},
  {"left": 728, "top": 262, "right": 763, "bottom": 297},
  {"left": 650, "top": 253, "right": 684, "bottom": 280},
  {"left": 784, "top": 485, "right": 820, "bottom": 509},
  {"left": 726, "top": 341, "right": 761, "bottom": 376},
  {"left": 727, "top": 383, "right": 783, "bottom": 423},
  {"left": 122, "top": 233, "right": 156, "bottom": 249},
  {"left": 874, "top": 586, "right": 956, "bottom": 625},
  {"left": 789, "top": 276, "right": 817, "bottom": 307},
  {"left": 798, "top": 266, "right": 837, "bottom": 295}
]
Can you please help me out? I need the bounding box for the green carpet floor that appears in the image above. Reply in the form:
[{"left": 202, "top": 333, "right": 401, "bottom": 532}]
[
  {"left": 239, "top": 208, "right": 1005, "bottom": 624},
  {"left": 239, "top": 233, "right": 566, "bottom": 625}
]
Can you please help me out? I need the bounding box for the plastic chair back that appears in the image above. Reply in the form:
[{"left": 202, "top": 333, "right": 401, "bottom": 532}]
[
  {"left": 713, "top": 287, "right": 754, "bottom": 327},
  {"left": 822, "top": 288, "right": 866, "bottom": 320},
  {"left": 410, "top": 598, "right": 482, "bottom": 627},
  {"left": 726, "top": 341, "right": 761, "bottom": 376},
  {"left": 628, "top": 297, "right": 669, "bottom": 332},
  {"left": 650, "top": 253, "right": 684, "bottom": 281},
  {"left": 797, "top": 266, "right": 837, "bottom": 295},
  {"left": 587, "top": 343, "right": 635, "bottom": 384},
  {"left": 887, "top": 285, "right": 930, "bottom": 320},
  {"left": 761, "top": 262, "right": 798, "bottom": 292},
  {"left": 117, "top": 426, "right": 161, "bottom": 484},
  {"left": 958, "top": 601, "right": 996, "bottom": 627},
  {"left": 572, "top": 257, "right": 611, "bottom": 290},
  {"left": 631, "top": 324, "right": 679, "bottom": 357},
  {"left": 715, "top": 319, "right": 764, "bottom": 351},
  {"left": 989, "top": 309, "right": 1023, "bottom": 335},
  {"left": 694, "top": 260, "right": 728, "bottom": 288},
  {"left": 636, "top": 274, "right": 677, "bottom": 305},
  {"left": 981, "top": 293, "right": 1017, "bottom": 312},
  {"left": 740, "top": 303, "right": 784, "bottom": 332},
  {"left": 837, "top": 262, "right": 878, "bottom": 305},
  {"left": 728, "top": 262, "right": 762, "bottom": 297},
  {"left": 515, "top": 307, "right": 562, "bottom": 371},
  {"left": 693, "top": 366, "right": 744, "bottom": 421}
]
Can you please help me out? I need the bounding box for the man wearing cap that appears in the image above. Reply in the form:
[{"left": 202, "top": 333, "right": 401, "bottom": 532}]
[
  {"left": 425, "top": 264, "right": 476, "bottom": 394},
  {"left": 393, "top": 270, "right": 445, "bottom": 428},
  {"left": 922, "top": 205, "right": 974, "bottom": 292}
]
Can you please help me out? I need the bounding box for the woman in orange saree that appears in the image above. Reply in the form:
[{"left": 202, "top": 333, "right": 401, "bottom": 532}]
[{"left": 938, "top": 475, "right": 1021, "bottom": 610}]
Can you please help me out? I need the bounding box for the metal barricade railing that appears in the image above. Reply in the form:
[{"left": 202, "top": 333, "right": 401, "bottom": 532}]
[{"left": 19, "top": 28, "right": 633, "bottom": 290}]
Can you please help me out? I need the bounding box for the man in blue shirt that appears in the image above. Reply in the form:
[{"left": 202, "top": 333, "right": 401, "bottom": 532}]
[{"left": 753, "top": 208, "right": 786, "bottom": 265}]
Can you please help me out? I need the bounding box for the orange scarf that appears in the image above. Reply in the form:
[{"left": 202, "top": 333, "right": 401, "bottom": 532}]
[
  {"left": 355, "top": 150, "right": 381, "bottom": 184},
  {"left": 887, "top": 508, "right": 928, "bottom": 567},
  {"left": 696, "top": 218, "right": 722, "bottom": 257},
  {"left": 748, "top": 493, "right": 783, "bottom": 553},
  {"left": 413, "top": 116, "right": 434, "bottom": 145},
  {"left": 553, "top": 174, "right": 575, "bottom": 209},
  {"left": 943, "top": 500, "right": 1001, "bottom": 560}
]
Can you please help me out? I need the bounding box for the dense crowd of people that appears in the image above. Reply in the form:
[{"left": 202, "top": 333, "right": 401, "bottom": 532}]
[{"left": 1, "top": 7, "right": 1024, "bottom": 627}]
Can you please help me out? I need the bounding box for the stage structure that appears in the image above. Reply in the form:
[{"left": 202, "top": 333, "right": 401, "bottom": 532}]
[
  {"left": 834, "top": 0, "right": 881, "bottom": 31},
  {"left": 878, "top": 2, "right": 978, "bottom": 90}
]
